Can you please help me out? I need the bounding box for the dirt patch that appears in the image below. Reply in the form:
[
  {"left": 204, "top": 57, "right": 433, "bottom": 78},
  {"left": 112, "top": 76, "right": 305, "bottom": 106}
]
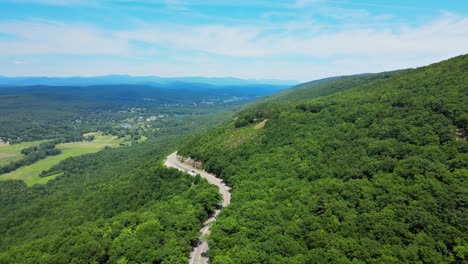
[{"left": 254, "top": 119, "right": 268, "bottom": 130}]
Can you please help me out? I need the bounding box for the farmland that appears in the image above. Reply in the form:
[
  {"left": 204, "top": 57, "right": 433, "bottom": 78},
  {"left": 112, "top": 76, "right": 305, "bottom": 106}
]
[
  {"left": 0, "top": 133, "right": 123, "bottom": 186},
  {"left": 0, "top": 141, "right": 46, "bottom": 166}
]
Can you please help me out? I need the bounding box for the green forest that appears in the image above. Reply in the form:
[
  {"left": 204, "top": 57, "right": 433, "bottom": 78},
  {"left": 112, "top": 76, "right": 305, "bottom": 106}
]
[
  {"left": 0, "top": 130, "right": 222, "bottom": 263},
  {"left": 178, "top": 55, "right": 468, "bottom": 263},
  {"left": 0, "top": 85, "right": 246, "bottom": 262}
]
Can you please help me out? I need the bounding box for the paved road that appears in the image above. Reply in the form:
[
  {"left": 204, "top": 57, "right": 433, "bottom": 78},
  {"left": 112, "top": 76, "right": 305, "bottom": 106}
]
[{"left": 165, "top": 152, "right": 231, "bottom": 264}]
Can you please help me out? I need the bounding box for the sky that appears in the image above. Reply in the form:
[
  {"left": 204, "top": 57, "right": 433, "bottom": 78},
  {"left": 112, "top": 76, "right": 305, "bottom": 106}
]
[{"left": 0, "top": 0, "right": 467, "bottom": 82}]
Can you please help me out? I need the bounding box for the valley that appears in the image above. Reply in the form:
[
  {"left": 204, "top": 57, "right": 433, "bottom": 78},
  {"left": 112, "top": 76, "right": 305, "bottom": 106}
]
[
  {"left": 2, "top": 1, "right": 468, "bottom": 263},
  {"left": 0, "top": 80, "right": 282, "bottom": 263},
  {"left": 0, "top": 55, "right": 466, "bottom": 263}
]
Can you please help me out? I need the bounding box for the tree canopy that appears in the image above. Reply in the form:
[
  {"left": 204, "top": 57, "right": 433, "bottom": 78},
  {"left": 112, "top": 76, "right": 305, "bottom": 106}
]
[{"left": 179, "top": 55, "right": 468, "bottom": 263}]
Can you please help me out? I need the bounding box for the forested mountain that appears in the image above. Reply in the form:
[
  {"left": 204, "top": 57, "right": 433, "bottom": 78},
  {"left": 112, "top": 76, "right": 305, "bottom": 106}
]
[{"left": 178, "top": 55, "right": 468, "bottom": 263}]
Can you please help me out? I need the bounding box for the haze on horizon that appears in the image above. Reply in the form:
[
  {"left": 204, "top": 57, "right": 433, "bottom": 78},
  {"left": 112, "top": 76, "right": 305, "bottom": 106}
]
[{"left": 1, "top": 0, "right": 468, "bottom": 82}]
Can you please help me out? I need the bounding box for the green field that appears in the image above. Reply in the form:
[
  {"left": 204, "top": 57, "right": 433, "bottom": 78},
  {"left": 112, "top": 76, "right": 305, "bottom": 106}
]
[
  {"left": 0, "top": 133, "right": 123, "bottom": 186},
  {"left": 0, "top": 141, "right": 46, "bottom": 166}
]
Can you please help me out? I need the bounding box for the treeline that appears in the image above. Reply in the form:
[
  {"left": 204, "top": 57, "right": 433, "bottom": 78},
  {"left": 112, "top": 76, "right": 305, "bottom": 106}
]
[
  {"left": 0, "top": 140, "right": 62, "bottom": 174},
  {"left": 178, "top": 55, "right": 468, "bottom": 263}
]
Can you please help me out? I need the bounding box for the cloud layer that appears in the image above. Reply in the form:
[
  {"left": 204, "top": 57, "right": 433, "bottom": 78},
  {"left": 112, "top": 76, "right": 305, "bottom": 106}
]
[{"left": 1, "top": 1, "right": 467, "bottom": 81}]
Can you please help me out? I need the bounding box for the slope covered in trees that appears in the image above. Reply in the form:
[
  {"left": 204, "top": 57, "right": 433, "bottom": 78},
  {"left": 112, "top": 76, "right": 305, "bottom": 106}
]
[
  {"left": 0, "top": 117, "right": 226, "bottom": 263},
  {"left": 178, "top": 55, "right": 468, "bottom": 263}
]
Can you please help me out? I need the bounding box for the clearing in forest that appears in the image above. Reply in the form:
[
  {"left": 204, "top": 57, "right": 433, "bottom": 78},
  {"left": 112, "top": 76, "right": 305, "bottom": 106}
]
[
  {"left": 0, "top": 133, "right": 123, "bottom": 186},
  {"left": 0, "top": 141, "right": 45, "bottom": 166},
  {"left": 254, "top": 119, "right": 268, "bottom": 129}
]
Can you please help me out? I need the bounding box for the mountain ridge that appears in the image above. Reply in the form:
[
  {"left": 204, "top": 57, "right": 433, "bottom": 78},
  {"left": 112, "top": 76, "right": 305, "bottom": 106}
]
[{"left": 0, "top": 75, "right": 298, "bottom": 87}]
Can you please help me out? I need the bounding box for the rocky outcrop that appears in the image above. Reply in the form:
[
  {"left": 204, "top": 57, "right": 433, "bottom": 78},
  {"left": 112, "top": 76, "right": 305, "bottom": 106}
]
[{"left": 177, "top": 155, "right": 204, "bottom": 170}]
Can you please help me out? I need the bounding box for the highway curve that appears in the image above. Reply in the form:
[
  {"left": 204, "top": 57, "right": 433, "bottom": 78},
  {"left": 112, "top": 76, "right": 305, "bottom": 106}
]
[{"left": 164, "top": 152, "right": 231, "bottom": 264}]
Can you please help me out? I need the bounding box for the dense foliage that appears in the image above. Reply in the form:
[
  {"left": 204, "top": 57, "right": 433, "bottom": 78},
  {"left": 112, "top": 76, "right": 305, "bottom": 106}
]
[
  {"left": 0, "top": 86, "right": 249, "bottom": 262},
  {"left": 0, "top": 135, "right": 221, "bottom": 264},
  {"left": 179, "top": 55, "right": 468, "bottom": 263}
]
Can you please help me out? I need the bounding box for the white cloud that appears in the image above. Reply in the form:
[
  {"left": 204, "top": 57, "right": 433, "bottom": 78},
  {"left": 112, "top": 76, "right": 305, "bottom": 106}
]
[
  {"left": 0, "top": 21, "right": 129, "bottom": 55},
  {"left": 13, "top": 60, "right": 32, "bottom": 65},
  {"left": 116, "top": 14, "right": 468, "bottom": 59},
  {"left": 0, "top": 13, "right": 467, "bottom": 81}
]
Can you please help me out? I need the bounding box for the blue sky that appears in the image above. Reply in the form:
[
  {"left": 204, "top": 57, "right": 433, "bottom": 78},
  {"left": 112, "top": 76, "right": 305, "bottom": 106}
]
[{"left": 1, "top": 0, "right": 467, "bottom": 81}]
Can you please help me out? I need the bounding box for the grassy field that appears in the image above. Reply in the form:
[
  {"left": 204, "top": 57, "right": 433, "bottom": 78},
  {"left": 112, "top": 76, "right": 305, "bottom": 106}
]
[
  {"left": 0, "top": 133, "right": 123, "bottom": 186},
  {"left": 0, "top": 141, "right": 45, "bottom": 166}
]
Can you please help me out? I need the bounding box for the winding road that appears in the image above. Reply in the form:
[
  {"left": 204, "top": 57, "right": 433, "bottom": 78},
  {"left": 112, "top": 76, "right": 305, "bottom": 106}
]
[{"left": 164, "top": 152, "right": 231, "bottom": 264}]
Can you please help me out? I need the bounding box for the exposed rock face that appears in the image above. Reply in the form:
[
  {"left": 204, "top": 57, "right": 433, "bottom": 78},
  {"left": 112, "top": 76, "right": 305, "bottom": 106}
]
[{"left": 177, "top": 155, "right": 204, "bottom": 170}]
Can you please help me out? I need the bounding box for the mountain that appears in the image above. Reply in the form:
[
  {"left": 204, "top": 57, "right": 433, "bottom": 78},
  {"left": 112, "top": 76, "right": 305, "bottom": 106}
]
[
  {"left": 0, "top": 83, "right": 287, "bottom": 103},
  {"left": 0, "top": 75, "right": 298, "bottom": 87},
  {"left": 177, "top": 55, "right": 468, "bottom": 263}
]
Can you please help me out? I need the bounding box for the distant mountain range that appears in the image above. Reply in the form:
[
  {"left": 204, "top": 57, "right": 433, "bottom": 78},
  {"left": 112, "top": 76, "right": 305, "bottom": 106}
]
[{"left": 0, "top": 75, "right": 298, "bottom": 87}]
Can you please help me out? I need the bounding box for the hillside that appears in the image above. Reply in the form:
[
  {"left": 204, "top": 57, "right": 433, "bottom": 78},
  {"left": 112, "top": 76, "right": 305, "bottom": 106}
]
[
  {"left": 0, "top": 84, "right": 257, "bottom": 262},
  {"left": 178, "top": 55, "right": 468, "bottom": 263},
  {"left": 263, "top": 71, "right": 402, "bottom": 103},
  {"left": 0, "top": 129, "right": 222, "bottom": 263}
]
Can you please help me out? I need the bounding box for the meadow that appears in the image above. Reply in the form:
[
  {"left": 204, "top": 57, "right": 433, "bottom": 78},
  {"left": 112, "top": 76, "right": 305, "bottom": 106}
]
[
  {"left": 0, "top": 141, "right": 46, "bottom": 166},
  {"left": 0, "top": 133, "right": 123, "bottom": 186}
]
